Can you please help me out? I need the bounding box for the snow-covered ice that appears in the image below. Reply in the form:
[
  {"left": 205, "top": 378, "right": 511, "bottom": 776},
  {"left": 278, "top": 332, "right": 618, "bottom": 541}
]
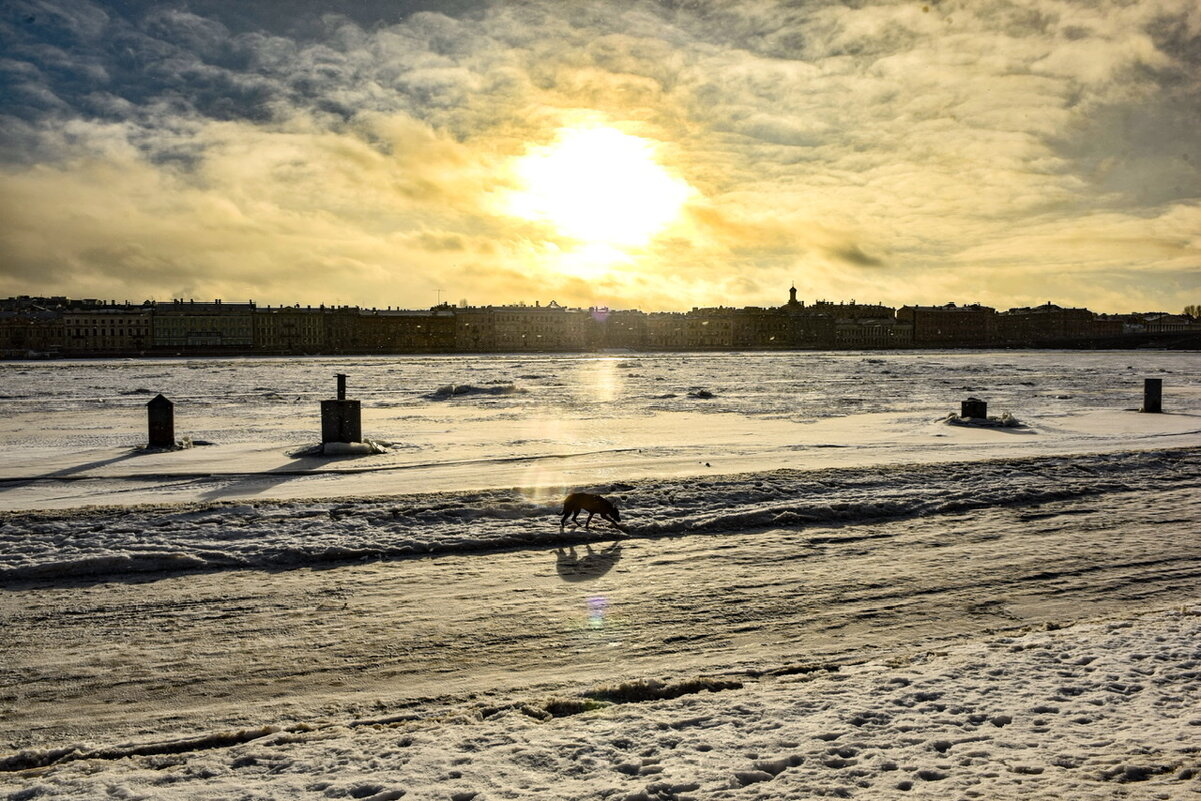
[
  {"left": 2, "top": 350, "right": 1198, "bottom": 511},
  {"left": 6, "top": 606, "right": 1199, "bottom": 800},
  {"left": 1, "top": 351, "right": 1199, "bottom": 799}
]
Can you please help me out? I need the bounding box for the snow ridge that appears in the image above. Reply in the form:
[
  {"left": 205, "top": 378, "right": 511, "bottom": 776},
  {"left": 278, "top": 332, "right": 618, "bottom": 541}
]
[{"left": 2, "top": 447, "right": 1197, "bottom": 582}]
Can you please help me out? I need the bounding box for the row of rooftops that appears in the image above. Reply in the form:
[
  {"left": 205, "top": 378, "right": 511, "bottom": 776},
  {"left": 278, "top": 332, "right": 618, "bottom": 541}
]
[{"left": 0, "top": 294, "right": 1193, "bottom": 323}]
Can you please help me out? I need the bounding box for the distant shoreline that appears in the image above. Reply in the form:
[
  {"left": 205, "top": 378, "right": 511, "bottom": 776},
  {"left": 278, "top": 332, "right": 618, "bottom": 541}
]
[{"left": 6, "top": 332, "right": 1200, "bottom": 360}]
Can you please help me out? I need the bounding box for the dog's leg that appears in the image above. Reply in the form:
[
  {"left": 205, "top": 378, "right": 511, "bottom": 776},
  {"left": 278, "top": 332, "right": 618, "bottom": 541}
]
[{"left": 584, "top": 511, "right": 594, "bottom": 529}]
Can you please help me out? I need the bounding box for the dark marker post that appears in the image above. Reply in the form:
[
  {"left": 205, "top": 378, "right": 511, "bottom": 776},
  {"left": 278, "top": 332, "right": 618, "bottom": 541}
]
[
  {"left": 961, "top": 397, "right": 987, "bottom": 420},
  {"left": 322, "top": 373, "right": 362, "bottom": 446},
  {"left": 1141, "top": 378, "right": 1162, "bottom": 414},
  {"left": 147, "top": 394, "right": 174, "bottom": 448}
]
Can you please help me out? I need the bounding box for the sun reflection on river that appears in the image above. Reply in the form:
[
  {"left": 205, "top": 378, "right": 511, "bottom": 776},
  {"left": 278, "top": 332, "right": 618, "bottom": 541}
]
[{"left": 581, "top": 357, "right": 623, "bottom": 404}]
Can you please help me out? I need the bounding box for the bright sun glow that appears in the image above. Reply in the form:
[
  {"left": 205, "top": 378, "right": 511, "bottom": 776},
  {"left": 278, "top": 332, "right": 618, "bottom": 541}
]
[{"left": 506, "top": 127, "right": 693, "bottom": 248}]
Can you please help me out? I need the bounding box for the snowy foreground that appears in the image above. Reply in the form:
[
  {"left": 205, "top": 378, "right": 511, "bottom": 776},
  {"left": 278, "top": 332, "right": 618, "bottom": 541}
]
[
  {"left": 1, "top": 352, "right": 1200, "bottom": 799},
  {"left": 4, "top": 607, "right": 1200, "bottom": 800}
]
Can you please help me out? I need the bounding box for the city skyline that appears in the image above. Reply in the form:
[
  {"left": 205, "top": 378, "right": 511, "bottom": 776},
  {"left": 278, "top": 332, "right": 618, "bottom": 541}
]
[
  {"left": 5, "top": 290, "right": 1196, "bottom": 359},
  {"left": 2, "top": 0, "right": 1199, "bottom": 314}
]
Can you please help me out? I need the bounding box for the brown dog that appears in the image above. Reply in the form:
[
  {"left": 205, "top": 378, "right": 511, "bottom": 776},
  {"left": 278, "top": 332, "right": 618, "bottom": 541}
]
[{"left": 560, "top": 492, "right": 621, "bottom": 530}]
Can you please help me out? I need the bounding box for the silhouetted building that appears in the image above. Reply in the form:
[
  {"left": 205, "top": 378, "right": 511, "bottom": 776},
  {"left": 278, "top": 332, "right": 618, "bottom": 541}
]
[
  {"left": 454, "top": 302, "right": 586, "bottom": 352},
  {"left": 809, "top": 300, "right": 895, "bottom": 319},
  {"left": 777, "top": 292, "right": 837, "bottom": 348},
  {"left": 897, "top": 303, "right": 997, "bottom": 347},
  {"left": 997, "top": 303, "right": 1099, "bottom": 345},
  {"left": 589, "top": 308, "right": 647, "bottom": 349},
  {"left": 645, "top": 312, "right": 690, "bottom": 349},
  {"left": 835, "top": 317, "right": 913, "bottom": 348},
  {"left": 686, "top": 308, "right": 737, "bottom": 349},
  {"left": 0, "top": 291, "right": 1180, "bottom": 356},
  {"left": 1142, "top": 313, "right": 1197, "bottom": 333},
  {"left": 731, "top": 306, "right": 792, "bottom": 348},
  {"left": 351, "top": 307, "right": 456, "bottom": 353},
  {"left": 62, "top": 303, "right": 153, "bottom": 354},
  {"left": 0, "top": 308, "right": 61, "bottom": 355},
  {"left": 254, "top": 306, "right": 326, "bottom": 353},
  {"left": 153, "top": 299, "right": 256, "bottom": 351}
]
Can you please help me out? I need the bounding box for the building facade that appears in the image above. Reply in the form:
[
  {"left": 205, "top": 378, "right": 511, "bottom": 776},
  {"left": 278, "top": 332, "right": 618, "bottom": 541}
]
[
  {"left": 997, "top": 303, "right": 1098, "bottom": 345},
  {"left": 254, "top": 306, "right": 326, "bottom": 353},
  {"left": 897, "top": 303, "right": 998, "bottom": 347},
  {"left": 62, "top": 306, "right": 153, "bottom": 353},
  {"left": 153, "top": 300, "right": 256, "bottom": 351}
]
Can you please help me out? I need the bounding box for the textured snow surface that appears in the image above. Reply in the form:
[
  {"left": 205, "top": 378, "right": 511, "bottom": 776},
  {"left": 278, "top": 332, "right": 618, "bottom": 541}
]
[
  {"left": 1, "top": 447, "right": 1199, "bottom": 581},
  {"left": 4, "top": 608, "right": 1200, "bottom": 799},
  {"left": 1, "top": 351, "right": 1198, "bottom": 799}
]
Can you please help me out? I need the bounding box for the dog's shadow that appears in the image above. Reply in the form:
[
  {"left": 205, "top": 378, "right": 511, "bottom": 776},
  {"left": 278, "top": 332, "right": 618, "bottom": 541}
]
[{"left": 555, "top": 543, "right": 622, "bottom": 582}]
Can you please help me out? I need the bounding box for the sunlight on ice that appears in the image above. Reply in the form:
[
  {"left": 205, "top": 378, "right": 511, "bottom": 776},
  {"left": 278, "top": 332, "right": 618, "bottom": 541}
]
[{"left": 581, "top": 357, "right": 624, "bottom": 404}]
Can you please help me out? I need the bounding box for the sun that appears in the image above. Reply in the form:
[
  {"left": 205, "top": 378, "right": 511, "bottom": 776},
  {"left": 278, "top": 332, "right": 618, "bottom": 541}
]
[{"left": 505, "top": 126, "right": 693, "bottom": 249}]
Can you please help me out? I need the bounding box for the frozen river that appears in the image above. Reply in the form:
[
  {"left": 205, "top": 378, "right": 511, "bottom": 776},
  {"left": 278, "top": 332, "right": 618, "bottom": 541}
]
[
  {"left": 0, "top": 350, "right": 1198, "bottom": 510},
  {"left": 1, "top": 350, "right": 1199, "bottom": 799}
]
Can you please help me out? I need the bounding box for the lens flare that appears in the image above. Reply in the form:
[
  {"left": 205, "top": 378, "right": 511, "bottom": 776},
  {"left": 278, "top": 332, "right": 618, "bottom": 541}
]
[{"left": 587, "top": 595, "right": 608, "bottom": 630}]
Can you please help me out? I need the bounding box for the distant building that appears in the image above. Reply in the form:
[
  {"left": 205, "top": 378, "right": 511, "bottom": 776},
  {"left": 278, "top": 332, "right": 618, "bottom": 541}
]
[
  {"left": 730, "top": 306, "right": 793, "bottom": 349},
  {"left": 897, "top": 303, "right": 997, "bottom": 347},
  {"left": 0, "top": 290, "right": 1185, "bottom": 356},
  {"left": 591, "top": 308, "right": 647, "bottom": 349},
  {"left": 686, "top": 308, "right": 737, "bottom": 349},
  {"left": 775, "top": 290, "right": 837, "bottom": 348},
  {"left": 0, "top": 308, "right": 61, "bottom": 355},
  {"left": 809, "top": 299, "right": 895, "bottom": 319},
  {"left": 997, "top": 303, "right": 1097, "bottom": 345},
  {"left": 835, "top": 317, "right": 913, "bottom": 348},
  {"left": 254, "top": 306, "right": 326, "bottom": 353},
  {"left": 454, "top": 302, "right": 586, "bottom": 352},
  {"left": 350, "top": 307, "right": 456, "bottom": 353},
  {"left": 1142, "top": 313, "right": 1197, "bottom": 333},
  {"left": 152, "top": 299, "right": 256, "bottom": 351},
  {"left": 1088, "top": 314, "right": 1126, "bottom": 339},
  {"left": 1095, "top": 313, "right": 1146, "bottom": 336},
  {"left": 644, "top": 312, "right": 690, "bottom": 349},
  {"left": 62, "top": 304, "right": 153, "bottom": 354},
  {"left": 805, "top": 298, "right": 909, "bottom": 349}
]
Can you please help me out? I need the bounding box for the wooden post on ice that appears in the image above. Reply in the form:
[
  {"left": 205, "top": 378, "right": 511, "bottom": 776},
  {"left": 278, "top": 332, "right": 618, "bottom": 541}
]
[
  {"left": 147, "top": 394, "right": 175, "bottom": 448},
  {"left": 1141, "top": 378, "right": 1162, "bottom": 413}
]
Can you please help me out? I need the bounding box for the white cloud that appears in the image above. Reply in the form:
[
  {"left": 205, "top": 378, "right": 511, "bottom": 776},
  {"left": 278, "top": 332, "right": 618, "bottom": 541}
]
[{"left": 0, "top": 0, "right": 1198, "bottom": 312}]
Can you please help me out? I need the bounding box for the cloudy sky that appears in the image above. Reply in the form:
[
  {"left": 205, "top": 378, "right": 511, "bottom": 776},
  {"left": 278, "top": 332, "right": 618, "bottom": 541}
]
[{"left": 1, "top": 0, "right": 1198, "bottom": 313}]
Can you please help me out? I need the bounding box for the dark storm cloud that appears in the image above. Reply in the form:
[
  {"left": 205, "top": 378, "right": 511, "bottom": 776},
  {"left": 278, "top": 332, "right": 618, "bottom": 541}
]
[
  {"left": 830, "top": 244, "right": 884, "bottom": 268},
  {"left": 0, "top": 1, "right": 496, "bottom": 137}
]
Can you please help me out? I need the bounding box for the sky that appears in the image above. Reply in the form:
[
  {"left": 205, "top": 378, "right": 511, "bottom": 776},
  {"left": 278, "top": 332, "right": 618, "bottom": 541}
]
[{"left": 0, "top": 0, "right": 1198, "bottom": 314}]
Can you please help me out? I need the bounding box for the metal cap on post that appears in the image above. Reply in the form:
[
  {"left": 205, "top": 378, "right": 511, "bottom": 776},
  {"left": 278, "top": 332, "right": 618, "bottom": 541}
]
[{"left": 147, "top": 394, "right": 175, "bottom": 449}]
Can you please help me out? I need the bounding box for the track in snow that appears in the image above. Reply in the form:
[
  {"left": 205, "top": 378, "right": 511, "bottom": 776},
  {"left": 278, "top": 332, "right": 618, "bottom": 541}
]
[{"left": 2, "top": 474, "right": 1198, "bottom": 751}]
